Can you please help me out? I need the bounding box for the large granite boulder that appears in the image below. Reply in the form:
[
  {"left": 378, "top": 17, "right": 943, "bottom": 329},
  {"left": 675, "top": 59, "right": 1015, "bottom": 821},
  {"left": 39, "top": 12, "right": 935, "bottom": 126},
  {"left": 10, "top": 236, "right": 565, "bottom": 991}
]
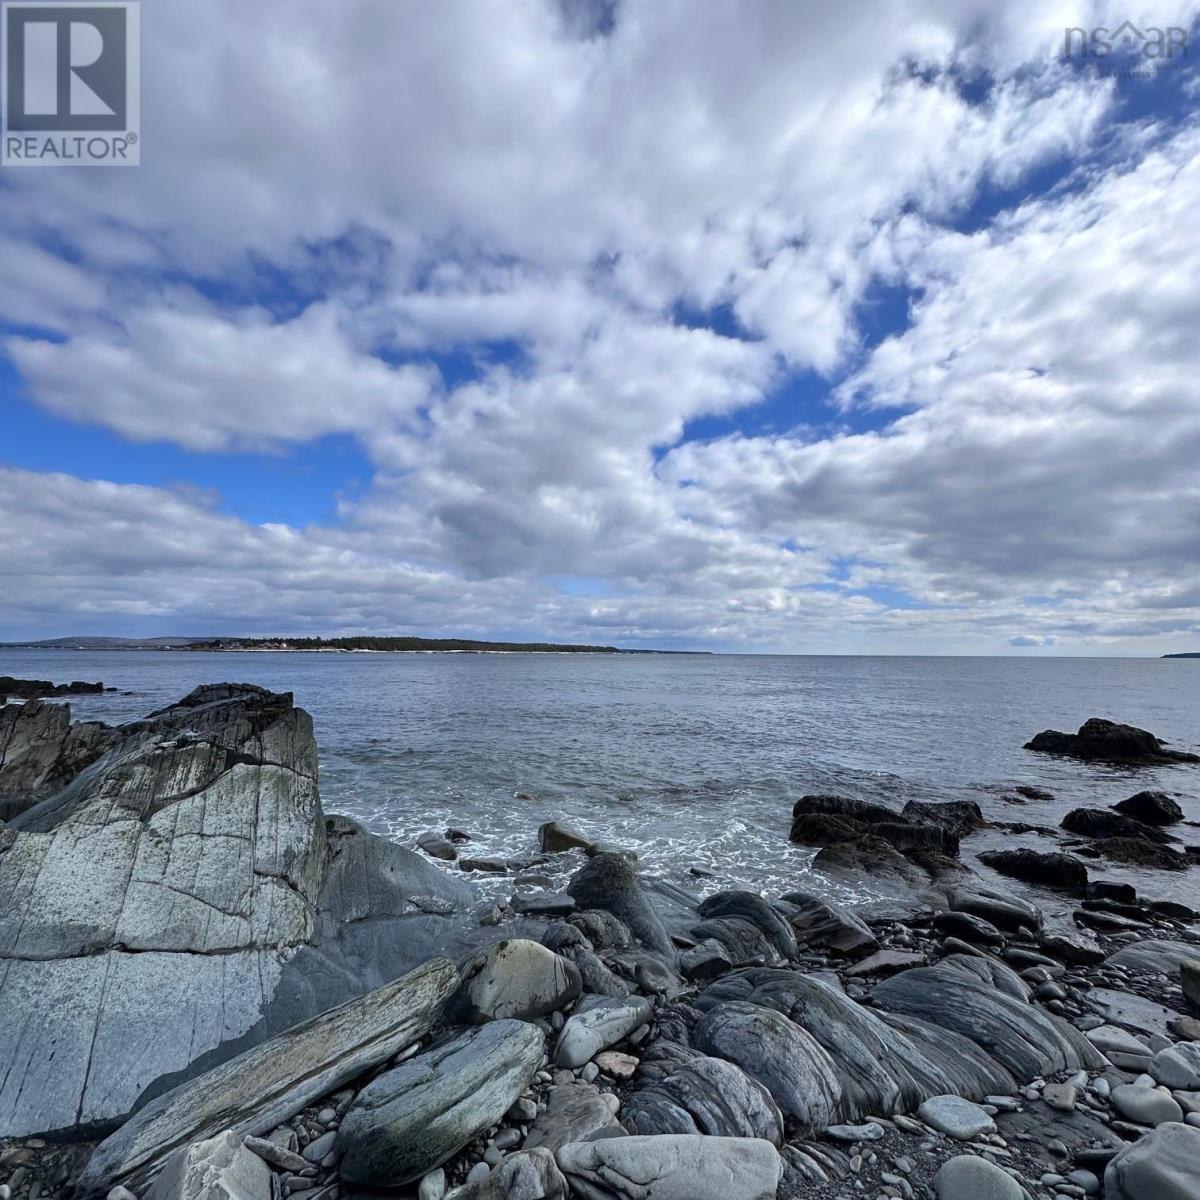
[
  {"left": 337, "top": 1020, "right": 545, "bottom": 1188},
  {"left": 1025, "top": 718, "right": 1200, "bottom": 765},
  {"left": 0, "top": 684, "right": 477, "bottom": 1139}
]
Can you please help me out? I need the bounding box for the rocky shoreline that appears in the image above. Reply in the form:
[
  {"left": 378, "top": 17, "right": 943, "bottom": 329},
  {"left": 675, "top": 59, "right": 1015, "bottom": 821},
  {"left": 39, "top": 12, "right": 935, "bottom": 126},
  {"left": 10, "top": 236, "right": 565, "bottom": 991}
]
[{"left": 1, "top": 685, "right": 1198, "bottom": 1200}]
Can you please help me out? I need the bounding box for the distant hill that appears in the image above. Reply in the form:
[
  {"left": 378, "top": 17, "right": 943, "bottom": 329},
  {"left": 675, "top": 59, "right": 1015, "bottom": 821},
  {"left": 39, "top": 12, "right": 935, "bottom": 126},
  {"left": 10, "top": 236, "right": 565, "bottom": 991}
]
[
  {"left": 1162, "top": 652, "right": 1200, "bottom": 658},
  {"left": 1, "top": 634, "right": 704, "bottom": 654}
]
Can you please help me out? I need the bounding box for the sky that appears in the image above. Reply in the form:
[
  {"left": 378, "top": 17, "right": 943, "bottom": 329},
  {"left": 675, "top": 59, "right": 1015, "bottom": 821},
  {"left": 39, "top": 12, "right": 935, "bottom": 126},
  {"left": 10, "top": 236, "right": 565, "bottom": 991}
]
[{"left": 2, "top": 0, "right": 1200, "bottom": 654}]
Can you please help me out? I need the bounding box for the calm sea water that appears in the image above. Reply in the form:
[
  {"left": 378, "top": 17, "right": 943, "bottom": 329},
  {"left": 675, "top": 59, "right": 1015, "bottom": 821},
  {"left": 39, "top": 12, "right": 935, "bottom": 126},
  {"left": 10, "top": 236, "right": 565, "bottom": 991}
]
[{"left": 4, "top": 650, "right": 1199, "bottom": 908}]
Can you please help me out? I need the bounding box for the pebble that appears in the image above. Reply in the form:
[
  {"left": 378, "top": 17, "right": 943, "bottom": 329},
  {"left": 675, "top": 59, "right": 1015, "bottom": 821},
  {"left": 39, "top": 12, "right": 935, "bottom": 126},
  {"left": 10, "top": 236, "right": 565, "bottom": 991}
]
[
  {"left": 417, "top": 1167, "right": 446, "bottom": 1200},
  {"left": 302, "top": 1132, "right": 336, "bottom": 1163},
  {"left": 465, "top": 1162, "right": 490, "bottom": 1185},
  {"left": 827, "top": 1122, "right": 886, "bottom": 1142}
]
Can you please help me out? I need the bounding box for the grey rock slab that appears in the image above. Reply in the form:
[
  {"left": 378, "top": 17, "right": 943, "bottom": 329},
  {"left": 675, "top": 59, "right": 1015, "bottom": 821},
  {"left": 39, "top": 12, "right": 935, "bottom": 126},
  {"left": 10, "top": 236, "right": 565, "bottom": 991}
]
[
  {"left": 1085, "top": 1024, "right": 1151, "bottom": 1057},
  {"left": 556, "top": 1134, "right": 783, "bottom": 1200},
  {"left": 1104, "top": 1120, "right": 1200, "bottom": 1199},
  {"left": 917, "top": 1094, "right": 997, "bottom": 1140},
  {"left": 77, "top": 958, "right": 458, "bottom": 1197},
  {"left": 1087, "top": 988, "right": 1181, "bottom": 1040},
  {"left": 1111, "top": 1084, "right": 1184, "bottom": 1127},
  {"left": 451, "top": 939, "right": 581, "bottom": 1024},
  {"left": 554, "top": 995, "right": 653, "bottom": 1068},
  {"left": 934, "top": 1154, "right": 1025, "bottom": 1200},
  {"left": 1151, "top": 1043, "right": 1200, "bottom": 1090},
  {"left": 1107, "top": 940, "right": 1198, "bottom": 974},
  {"left": 146, "top": 1131, "right": 270, "bottom": 1200},
  {"left": 696, "top": 890, "right": 798, "bottom": 960},
  {"left": 443, "top": 1149, "right": 567, "bottom": 1200},
  {"left": 337, "top": 1019, "right": 545, "bottom": 1188},
  {"left": 524, "top": 1084, "right": 623, "bottom": 1151}
]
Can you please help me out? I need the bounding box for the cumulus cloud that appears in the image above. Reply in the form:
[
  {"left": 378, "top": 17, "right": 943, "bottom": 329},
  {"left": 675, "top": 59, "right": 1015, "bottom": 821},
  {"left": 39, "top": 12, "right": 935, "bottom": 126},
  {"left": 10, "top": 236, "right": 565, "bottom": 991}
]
[{"left": 1, "top": 0, "right": 1198, "bottom": 650}]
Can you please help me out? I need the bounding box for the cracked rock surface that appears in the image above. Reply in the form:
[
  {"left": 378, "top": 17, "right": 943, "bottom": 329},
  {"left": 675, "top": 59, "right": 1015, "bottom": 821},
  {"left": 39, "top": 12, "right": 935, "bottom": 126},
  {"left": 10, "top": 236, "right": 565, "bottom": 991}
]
[{"left": 0, "top": 684, "right": 478, "bottom": 1139}]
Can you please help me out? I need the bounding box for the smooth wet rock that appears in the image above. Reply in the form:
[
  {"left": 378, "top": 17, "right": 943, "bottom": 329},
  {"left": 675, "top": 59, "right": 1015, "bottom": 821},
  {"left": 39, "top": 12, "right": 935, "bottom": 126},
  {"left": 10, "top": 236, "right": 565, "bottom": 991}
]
[
  {"left": 566, "top": 854, "right": 673, "bottom": 958},
  {"left": 452, "top": 939, "right": 581, "bottom": 1024},
  {"left": 917, "top": 1094, "right": 996, "bottom": 1140},
  {"left": 1111, "top": 1084, "right": 1183, "bottom": 1127},
  {"left": 337, "top": 1020, "right": 545, "bottom": 1188},
  {"left": 679, "top": 938, "right": 733, "bottom": 981},
  {"left": 555, "top": 995, "right": 653, "bottom": 1068},
  {"left": 1150, "top": 1043, "right": 1200, "bottom": 1090},
  {"left": 443, "top": 1149, "right": 567, "bottom": 1200},
  {"left": 901, "top": 799, "right": 986, "bottom": 838},
  {"left": 1104, "top": 1120, "right": 1200, "bottom": 1199},
  {"left": 146, "top": 1132, "right": 269, "bottom": 1200},
  {"left": 697, "top": 891, "right": 797, "bottom": 960},
  {"left": 934, "top": 1154, "right": 1024, "bottom": 1199},
  {"left": 418, "top": 832, "right": 458, "bottom": 861},
  {"left": 556, "top": 1134, "right": 782, "bottom": 1200},
  {"left": 1061, "top": 807, "right": 1175, "bottom": 844},
  {"left": 539, "top": 822, "right": 592, "bottom": 854}
]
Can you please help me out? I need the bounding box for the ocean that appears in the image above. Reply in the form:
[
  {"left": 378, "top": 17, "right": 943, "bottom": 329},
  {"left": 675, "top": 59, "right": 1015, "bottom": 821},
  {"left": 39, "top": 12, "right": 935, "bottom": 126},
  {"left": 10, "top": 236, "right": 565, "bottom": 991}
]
[{"left": 4, "top": 649, "right": 1198, "bottom": 909}]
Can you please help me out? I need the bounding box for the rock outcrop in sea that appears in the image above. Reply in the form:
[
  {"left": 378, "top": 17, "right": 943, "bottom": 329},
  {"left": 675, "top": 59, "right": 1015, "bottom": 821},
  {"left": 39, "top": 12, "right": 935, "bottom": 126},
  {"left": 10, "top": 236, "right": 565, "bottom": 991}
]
[{"left": 1, "top": 684, "right": 1199, "bottom": 1200}]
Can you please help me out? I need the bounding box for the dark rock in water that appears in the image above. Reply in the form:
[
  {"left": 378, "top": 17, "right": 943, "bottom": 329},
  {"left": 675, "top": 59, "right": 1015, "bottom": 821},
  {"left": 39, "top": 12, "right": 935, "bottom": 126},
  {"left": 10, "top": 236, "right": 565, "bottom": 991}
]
[
  {"left": 511, "top": 891, "right": 576, "bottom": 916},
  {"left": 977, "top": 848, "right": 1089, "bottom": 891},
  {"left": 567, "top": 853, "right": 674, "bottom": 959},
  {"left": 694, "top": 1000, "right": 842, "bottom": 1128},
  {"left": 0, "top": 698, "right": 117, "bottom": 818},
  {"left": 789, "top": 795, "right": 960, "bottom": 856},
  {"left": 1024, "top": 717, "right": 1200, "bottom": 764},
  {"left": 1087, "top": 879, "right": 1138, "bottom": 903},
  {"left": 1061, "top": 806, "right": 1175, "bottom": 843},
  {"left": 1112, "top": 789, "right": 1184, "bottom": 825},
  {"left": 1089, "top": 837, "right": 1190, "bottom": 870},
  {"left": 871, "top": 957, "right": 1106, "bottom": 1081},
  {"left": 539, "top": 820, "right": 593, "bottom": 854},
  {"left": 679, "top": 938, "right": 733, "bottom": 982},
  {"left": 556, "top": 1135, "right": 783, "bottom": 1200},
  {"left": 418, "top": 831, "right": 458, "bottom": 861},
  {"left": 0, "top": 684, "right": 478, "bottom": 1140},
  {"left": 0, "top": 676, "right": 104, "bottom": 701},
  {"left": 450, "top": 938, "right": 581, "bottom": 1024},
  {"left": 1015, "top": 784, "right": 1055, "bottom": 801},
  {"left": 812, "top": 837, "right": 931, "bottom": 889},
  {"left": 77, "top": 959, "right": 459, "bottom": 1197},
  {"left": 697, "top": 890, "right": 798, "bottom": 961},
  {"left": 900, "top": 799, "right": 986, "bottom": 838},
  {"left": 1104, "top": 1120, "right": 1200, "bottom": 1200},
  {"left": 782, "top": 892, "right": 878, "bottom": 958},
  {"left": 622, "top": 1053, "right": 784, "bottom": 1143},
  {"left": 337, "top": 1019, "right": 544, "bottom": 1188}
]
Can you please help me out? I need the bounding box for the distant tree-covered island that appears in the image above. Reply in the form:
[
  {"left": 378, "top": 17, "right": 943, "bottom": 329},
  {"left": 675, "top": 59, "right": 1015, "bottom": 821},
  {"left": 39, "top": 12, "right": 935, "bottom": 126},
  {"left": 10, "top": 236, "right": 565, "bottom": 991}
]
[
  {"left": 1162, "top": 652, "right": 1200, "bottom": 658},
  {"left": 186, "top": 635, "right": 627, "bottom": 653}
]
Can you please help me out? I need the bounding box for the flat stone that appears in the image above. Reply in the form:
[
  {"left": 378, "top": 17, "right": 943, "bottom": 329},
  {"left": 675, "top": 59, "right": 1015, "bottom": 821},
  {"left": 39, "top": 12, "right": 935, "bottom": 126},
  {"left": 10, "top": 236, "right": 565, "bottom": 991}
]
[
  {"left": 555, "top": 996, "right": 652, "bottom": 1069},
  {"left": 844, "top": 949, "right": 924, "bottom": 977},
  {"left": 539, "top": 822, "right": 593, "bottom": 854},
  {"left": 917, "top": 1095, "right": 997, "bottom": 1140},
  {"left": 524, "top": 1084, "right": 622, "bottom": 1151},
  {"left": 147, "top": 1132, "right": 269, "bottom": 1200},
  {"left": 556, "top": 1134, "right": 782, "bottom": 1200},
  {"left": 337, "top": 1020, "right": 545, "bottom": 1188},
  {"left": 825, "top": 1122, "right": 885, "bottom": 1142},
  {"left": 1043, "top": 1083, "right": 1077, "bottom": 1112}
]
